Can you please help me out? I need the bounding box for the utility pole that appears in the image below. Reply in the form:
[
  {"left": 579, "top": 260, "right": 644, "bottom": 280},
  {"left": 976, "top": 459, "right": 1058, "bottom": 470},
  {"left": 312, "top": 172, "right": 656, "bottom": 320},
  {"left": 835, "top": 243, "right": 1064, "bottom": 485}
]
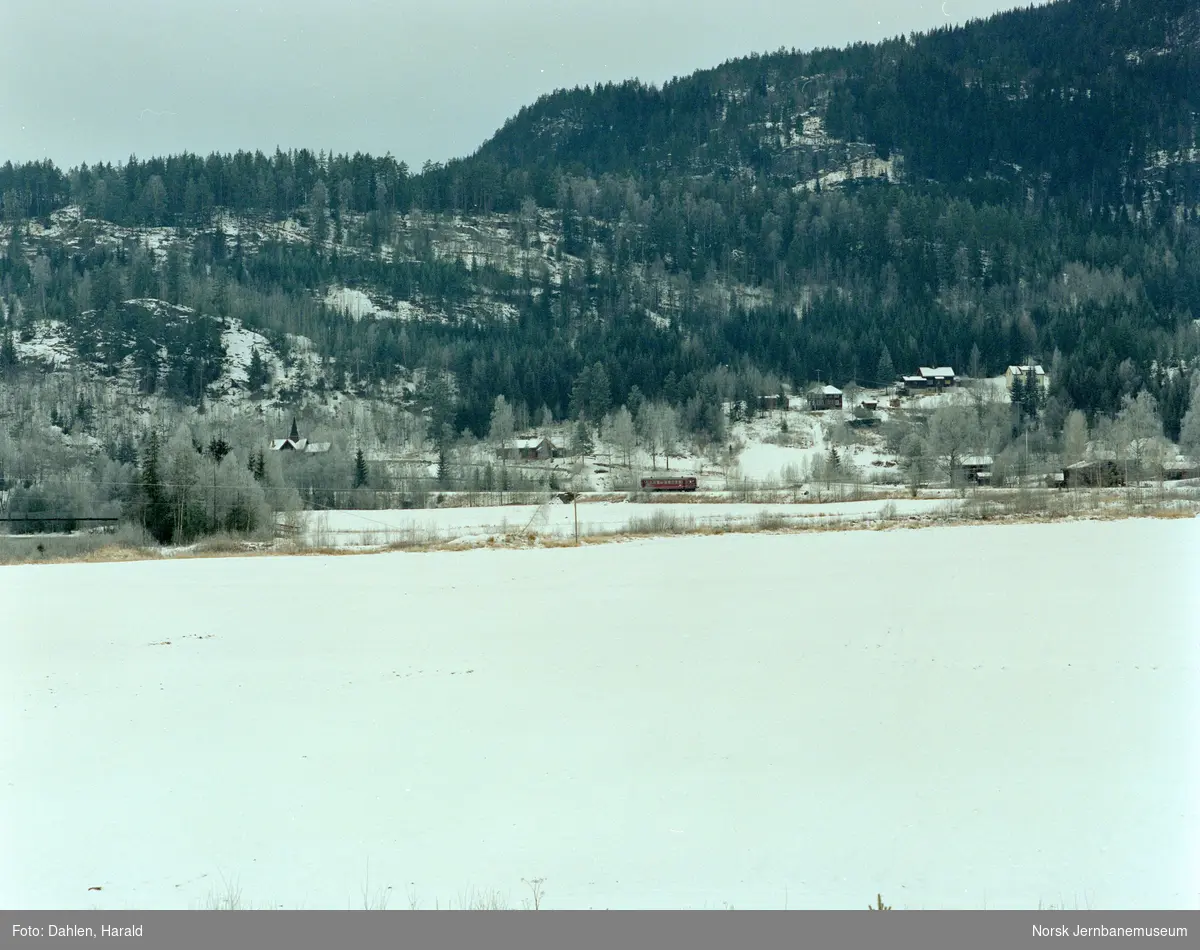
[{"left": 570, "top": 457, "right": 584, "bottom": 545}]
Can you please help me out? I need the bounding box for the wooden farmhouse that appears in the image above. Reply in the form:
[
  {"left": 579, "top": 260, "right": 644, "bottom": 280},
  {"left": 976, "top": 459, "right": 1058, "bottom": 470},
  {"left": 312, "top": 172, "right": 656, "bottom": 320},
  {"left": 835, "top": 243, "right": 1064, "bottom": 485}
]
[
  {"left": 806, "top": 385, "right": 843, "bottom": 411},
  {"left": 1162, "top": 456, "right": 1200, "bottom": 481},
  {"left": 498, "top": 436, "right": 558, "bottom": 461},
  {"left": 900, "top": 366, "right": 956, "bottom": 394},
  {"left": 919, "top": 366, "right": 957, "bottom": 387},
  {"left": 1006, "top": 364, "right": 1050, "bottom": 392},
  {"left": 959, "top": 455, "right": 993, "bottom": 484}
]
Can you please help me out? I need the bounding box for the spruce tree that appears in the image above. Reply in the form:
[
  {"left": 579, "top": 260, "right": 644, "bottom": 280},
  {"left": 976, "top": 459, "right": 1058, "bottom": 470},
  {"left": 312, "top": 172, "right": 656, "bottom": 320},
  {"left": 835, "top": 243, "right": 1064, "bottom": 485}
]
[
  {"left": 247, "top": 348, "right": 269, "bottom": 392},
  {"left": 1011, "top": 374, "right": 1026, "bottom": 431},
  {"left": 0, "top": 325, "right": 15, "bottom": 369},
  {"left": 116, "top": 433, "right": 138, "bottom": 465},
  {"left": 140, "top": 430, "right": 173, "bottom": 543},
  {"left": 627, "top": 385, "right": 645, "bottom": 420},
  {"left": 353, "top": 449, "right": 369, "bottom": 488},
  {"left": 164, "top": 244, "right": 184, "bottom": 305},
  {"left": 586, "top": 362, "right": 611, "bottom": 422},
  {"left": 572, "top": 419, "right": 594, "bottom": 456},
  {"left": 1024, "top": 372, "right": 1044, "bottom": 420},
  {"left": 436, "top": 422, "right": 453, "bottom": 487},
  {"left": 876, "top": 346, "right": 895, "bottom": 387}
]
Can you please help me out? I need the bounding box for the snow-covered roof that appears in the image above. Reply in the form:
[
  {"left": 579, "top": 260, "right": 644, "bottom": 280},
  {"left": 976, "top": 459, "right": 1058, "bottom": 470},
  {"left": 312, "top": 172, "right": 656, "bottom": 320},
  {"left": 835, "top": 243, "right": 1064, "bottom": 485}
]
[
  {"left": 270, "top": 437, "right": 330, "bottom": 453},
  {"left": 1007, "top": 364, "right": 1046, "bottom": 376},
  {"left": 919, "top": 366, "right": 955, "bottom": 378},
  {"left": 960, "top": 456, "right": 993, "bottom": 467},
  {"left": 513, "top": 436, "right": 553, "bottom": 449},
  {"left": 1083, "top": 443, "right": 1118, "bottom": 461},
  {"left": 820, "top": 385, "right": 842, "bottom": 395}
]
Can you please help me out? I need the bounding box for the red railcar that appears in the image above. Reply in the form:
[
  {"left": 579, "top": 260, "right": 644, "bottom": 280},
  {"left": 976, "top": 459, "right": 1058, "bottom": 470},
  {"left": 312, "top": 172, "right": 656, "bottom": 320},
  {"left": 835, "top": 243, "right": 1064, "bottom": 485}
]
[{"left": 640, "top": 476, "right": 698, "bottom": 492}]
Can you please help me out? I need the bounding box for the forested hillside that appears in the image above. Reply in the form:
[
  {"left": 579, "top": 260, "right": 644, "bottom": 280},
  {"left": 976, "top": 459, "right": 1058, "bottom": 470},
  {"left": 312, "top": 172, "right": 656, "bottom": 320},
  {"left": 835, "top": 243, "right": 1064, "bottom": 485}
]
[{"left": 1, "top": 0, "right": 1199, "bottom": 539}]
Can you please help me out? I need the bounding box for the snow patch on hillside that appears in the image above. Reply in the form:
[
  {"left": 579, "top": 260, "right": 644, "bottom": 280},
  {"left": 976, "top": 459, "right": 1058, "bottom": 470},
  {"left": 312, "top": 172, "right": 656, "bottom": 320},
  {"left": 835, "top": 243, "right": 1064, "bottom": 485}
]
[
  {"left": 217, "top": 321, "right": 277, "bottom": 388},
  {"left": 322, "top": 284, "right": 483, "bottom": 324},
  {"left": 325, "top": 286, "right": 389, "bottom": 320},
  {"left": 1145, "top": 147, "right": 1200, "bottom": 171},
  {"left": 14, "top": 321, "right": 74, "bottom": 368},
  {"left": 795, "top": 156, "right": 898, "bottom": 192},
  {"left": 124, "top": 297, "right": 195, "bottom": 316}
]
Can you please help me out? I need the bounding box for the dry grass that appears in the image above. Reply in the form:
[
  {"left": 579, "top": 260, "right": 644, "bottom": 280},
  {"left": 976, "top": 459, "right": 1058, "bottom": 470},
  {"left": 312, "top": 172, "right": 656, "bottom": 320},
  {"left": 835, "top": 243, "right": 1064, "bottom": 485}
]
[
  {"left": 623, "top": 510, "right": 698, "bottom": 535},
  {"left": 4, "top": 491, "right": 1196, "bottom": 567},
  {"left": 0, "top": 529, "right": 155, "bottom": 566},
  {"left": 190, "top": 534, "right": 273, "bottom": 555}
]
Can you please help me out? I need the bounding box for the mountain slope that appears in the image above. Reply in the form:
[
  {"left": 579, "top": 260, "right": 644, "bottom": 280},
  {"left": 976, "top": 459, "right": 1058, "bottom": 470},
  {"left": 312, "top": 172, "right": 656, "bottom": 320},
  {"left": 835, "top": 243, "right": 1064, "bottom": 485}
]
[
  {"left": 464, "top": 0, "right": 1198, "bottom": 208},
  {"left": 1, "top": 0, "right": 1198, "bottom": 444}
]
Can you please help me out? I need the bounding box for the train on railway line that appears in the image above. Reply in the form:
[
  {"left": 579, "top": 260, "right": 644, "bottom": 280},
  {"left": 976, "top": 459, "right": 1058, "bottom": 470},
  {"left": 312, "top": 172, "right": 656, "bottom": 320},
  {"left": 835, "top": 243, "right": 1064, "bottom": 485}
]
[{"left": 639, "top": 476, "right": 698, "bottom": 492}]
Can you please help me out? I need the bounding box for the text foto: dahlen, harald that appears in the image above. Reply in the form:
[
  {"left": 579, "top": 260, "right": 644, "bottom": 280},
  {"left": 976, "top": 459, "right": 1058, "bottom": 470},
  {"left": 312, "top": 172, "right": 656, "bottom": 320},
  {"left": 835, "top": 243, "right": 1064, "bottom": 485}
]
[{"left": 12, "top": 924, "right": 145, "bottom": 938}]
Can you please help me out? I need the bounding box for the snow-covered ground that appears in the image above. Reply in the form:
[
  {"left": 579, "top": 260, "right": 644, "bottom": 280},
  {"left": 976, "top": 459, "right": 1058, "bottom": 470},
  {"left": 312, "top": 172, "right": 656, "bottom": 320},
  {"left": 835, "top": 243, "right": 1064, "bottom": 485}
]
[
  {"left": 214, "top": 319, "right": 279, "bottom": 395},
  {"left": 735, "top": 442, "right": 822, "bottom": 482},
  {"left": 903, "top": 382, "right": 1008, "bottom": 411},
  {"left": 292, "top": 498, "right": 960, "bottom": 548},
  {"left": 13, "top": 320, "right": 74, "bottom": 369},
  {"left": 324, "top": 286, "right": 394, "bottom": 321},
  {"left": 4, "top": 518, "right": 1198, "bottom": 910}
]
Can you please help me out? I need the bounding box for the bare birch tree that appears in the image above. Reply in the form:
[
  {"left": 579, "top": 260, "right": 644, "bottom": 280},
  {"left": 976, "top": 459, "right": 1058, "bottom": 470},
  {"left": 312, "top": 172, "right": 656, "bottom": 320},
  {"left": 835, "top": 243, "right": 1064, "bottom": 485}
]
[
  {"left": 489, "top": 395, "right": 515, "bottom": 459},
  {"left": 604, "top": 406, "right": 636, "bottom": 471}
]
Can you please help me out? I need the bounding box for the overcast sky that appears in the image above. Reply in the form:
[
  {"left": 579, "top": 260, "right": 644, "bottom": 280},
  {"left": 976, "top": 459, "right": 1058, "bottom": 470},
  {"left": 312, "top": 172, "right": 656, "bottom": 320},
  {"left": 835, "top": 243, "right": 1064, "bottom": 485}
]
[{"left": 2, "top": 0, "right": 1035, "bottom": 171}]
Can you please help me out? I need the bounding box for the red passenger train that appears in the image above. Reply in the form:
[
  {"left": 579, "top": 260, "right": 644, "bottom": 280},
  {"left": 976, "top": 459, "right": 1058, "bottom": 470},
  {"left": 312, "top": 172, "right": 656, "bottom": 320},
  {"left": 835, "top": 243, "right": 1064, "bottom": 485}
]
[{"left": 639, "top": 476, "right": 698, "bottom": 492}]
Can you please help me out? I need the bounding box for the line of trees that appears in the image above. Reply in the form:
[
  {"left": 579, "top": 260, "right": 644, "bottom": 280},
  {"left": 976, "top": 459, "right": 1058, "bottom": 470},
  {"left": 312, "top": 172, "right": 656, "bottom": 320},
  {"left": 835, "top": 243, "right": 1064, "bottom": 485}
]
[
  {"left": 1, "top": 0, "right": 1198, "bottom": 540},
  {"left": 877, "top": 377, "right": 1196, "bottom": 495}
]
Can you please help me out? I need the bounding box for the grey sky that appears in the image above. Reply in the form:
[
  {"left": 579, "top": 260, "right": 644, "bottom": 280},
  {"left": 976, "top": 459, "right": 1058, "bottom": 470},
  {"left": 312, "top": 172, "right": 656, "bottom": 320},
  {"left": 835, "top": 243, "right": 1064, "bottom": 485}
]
[{"left": 3, "top": 0, "right": 1035, "bottom": 171}]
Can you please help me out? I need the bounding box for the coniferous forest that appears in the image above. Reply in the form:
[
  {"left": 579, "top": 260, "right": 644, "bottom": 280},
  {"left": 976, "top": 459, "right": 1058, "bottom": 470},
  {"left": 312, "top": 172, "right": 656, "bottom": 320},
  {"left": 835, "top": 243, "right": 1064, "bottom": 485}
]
[{"left": 1, "top": 0, "right": 1199, "bottom": 539}]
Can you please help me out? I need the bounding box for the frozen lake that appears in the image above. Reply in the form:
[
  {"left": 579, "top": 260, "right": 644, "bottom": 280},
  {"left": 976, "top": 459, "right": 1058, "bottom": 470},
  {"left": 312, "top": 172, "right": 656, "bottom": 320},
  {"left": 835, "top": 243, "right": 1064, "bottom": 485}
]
[{"left": 3, "top": 518, "right": 1198, "bottom": 909}]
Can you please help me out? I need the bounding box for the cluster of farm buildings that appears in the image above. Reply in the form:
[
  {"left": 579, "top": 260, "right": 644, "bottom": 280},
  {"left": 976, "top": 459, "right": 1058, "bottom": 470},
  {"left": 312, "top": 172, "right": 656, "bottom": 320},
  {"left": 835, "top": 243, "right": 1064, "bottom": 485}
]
[
  {"left": 264, "top": 361, "right": 1199, "bottom": 490},
  {"left": 783, "top": 363, "right": 1051, "bottom": 413}
]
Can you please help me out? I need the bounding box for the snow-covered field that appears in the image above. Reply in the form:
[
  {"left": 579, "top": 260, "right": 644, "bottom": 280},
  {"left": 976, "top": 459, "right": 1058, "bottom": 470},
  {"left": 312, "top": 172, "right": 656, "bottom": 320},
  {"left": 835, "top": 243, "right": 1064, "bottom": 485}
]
[
  {"left": 734, "top": 442, "right": 820, "bottom": 481},
  {"left": 293, "top": 498, "right": 961, "bottom": 548},
  {"left": 4, "top": 518, "right": 1198, "bottom": 910}
]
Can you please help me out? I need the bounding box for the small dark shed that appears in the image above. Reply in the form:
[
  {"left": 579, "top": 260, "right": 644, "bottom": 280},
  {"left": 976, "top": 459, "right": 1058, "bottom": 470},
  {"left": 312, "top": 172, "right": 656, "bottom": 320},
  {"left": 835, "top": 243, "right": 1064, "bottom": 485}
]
[{"left": 1062, "top": 459, "right": 1124, "bottom": 488}]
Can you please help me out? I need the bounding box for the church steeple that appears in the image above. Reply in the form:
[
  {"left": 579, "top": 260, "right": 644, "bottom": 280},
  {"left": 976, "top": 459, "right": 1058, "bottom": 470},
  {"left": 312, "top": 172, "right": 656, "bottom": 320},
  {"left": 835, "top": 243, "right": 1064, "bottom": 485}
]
[{"left": 289, "top": 417, "right": 300, "bottom": 441}]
